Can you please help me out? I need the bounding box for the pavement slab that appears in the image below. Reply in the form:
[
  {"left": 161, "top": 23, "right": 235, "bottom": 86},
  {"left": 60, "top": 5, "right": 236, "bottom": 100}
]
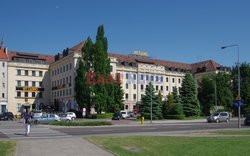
[{"left": 16, "top": 137, "right": 114, "bottom": 156}]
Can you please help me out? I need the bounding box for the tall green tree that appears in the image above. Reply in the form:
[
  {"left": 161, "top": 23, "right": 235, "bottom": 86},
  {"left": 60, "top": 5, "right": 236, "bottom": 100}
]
[
  {"left": 180, "top": 73, "right": 200, "bottom": 116},
  {"left": 198, "top": 76, "right": 216, "bottom": 116},
  {"left": 141, "top": 83, "right": 162, "bottom": 119},
  {"left": 172, "top": 87, "right": 183, "bottom": 115},
  {"left": 75, "top": 38, "right": 94, "bottom": 115},
  {"left": 162, "top": 93, "right": 174, "bottom": 118},
  {"left": 232, "top": 63, "right": 250, "bottom": 115}
]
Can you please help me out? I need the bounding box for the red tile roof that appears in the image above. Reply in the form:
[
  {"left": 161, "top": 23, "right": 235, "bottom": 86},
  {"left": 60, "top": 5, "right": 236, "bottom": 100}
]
[
  {"left": 70, "top": 40, "right": 221, "bottom": 73},
  {"left": 8, "top": 50, "right": 54, "bottom": 64},
  {"left": 0, "top": 47, "right": 8, "bottom": 60}
]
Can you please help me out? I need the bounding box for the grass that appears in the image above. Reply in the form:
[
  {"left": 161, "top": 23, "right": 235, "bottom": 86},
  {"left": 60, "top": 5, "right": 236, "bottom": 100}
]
[
  {"left": 183, "top": 116, "right": 206, "bottom": 120},
  {"left": 0, "top": 141, "right": 16, "bottom": 156},
  {"left": 212, "top": 130, "right": 250, "bottom": 135},
  {"left": 48, "top": 121, "right": 112, "bottom": 126},
  {"left": 87, "top": 136, "right": 250, "bottom": 156},
  {"left": 96, "top": 113, "right": 113, "bottom": 119}
]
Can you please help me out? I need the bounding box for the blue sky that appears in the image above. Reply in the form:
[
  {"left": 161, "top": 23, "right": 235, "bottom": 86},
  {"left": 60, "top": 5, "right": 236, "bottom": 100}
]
[{"left": 0, "top": 0, "right": 249, "bottom": 66}]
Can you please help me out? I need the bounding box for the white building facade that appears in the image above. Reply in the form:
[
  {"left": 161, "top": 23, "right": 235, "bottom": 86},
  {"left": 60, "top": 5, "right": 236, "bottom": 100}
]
[{"left": 0, "top": 46, "right": 8, "bottom": 113}]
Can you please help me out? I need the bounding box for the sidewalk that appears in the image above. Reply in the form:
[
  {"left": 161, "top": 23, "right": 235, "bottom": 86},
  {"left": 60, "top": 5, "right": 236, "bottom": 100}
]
[{"left": 16, "top": 137, "right": 114, "bottom": 156}]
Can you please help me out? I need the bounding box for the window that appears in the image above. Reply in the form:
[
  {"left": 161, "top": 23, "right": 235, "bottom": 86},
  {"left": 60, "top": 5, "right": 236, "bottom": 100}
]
[
  {"left": 66, "top": 64, "right": 69, "bottom": 71},
  {"left": 172, "top": 78, "right": 175, "bottom": 83},
  {"left": 63, "top": 90, "right": 65, "bottom": 96},
  {"left": 66, "top": 77, "right": 68, "bottom": 84},
  {"left": 166, "top": 86, "right": 169, "bottom": 91},
  {"left": 41, "top": 60, "right": 45, "bottom": 64},
  {"left": 2, "top": 93, "right": 4, "bottom": 98},
  {"left": 66, "top": 89, "right": 68, "bottom": 96},
  {"left": 172, "top": 87, "right": 175, "bottom": 91},
  {"left": 2, "top": 72, "right": 5, "bottom": 78},
  {"left": 70, "top": 63, "right": 72, "bottom": 70},
  {"left": 2, "top": 62, "right": 5, "bottom": 67},
  {"left": 151, "top": 76, "right": 154, "bottom": 81},
  {"left": 32, "top": 81, "right": 36, "bottom": 86},
  {"left": 156, "top": 85, "right": 158, "bottom": 91},
  {"left": 133, "top": 94, "right": 136, "bottom": 100},
  {"left": 63, "top": 66, "right": 65, "bottom": 72},
  {"left": 25, "top": 70, "right": 28, "bottom": 76},
  {"left": 17, "top": 92, "right": 21, "bottom": 97},
  {"left": 146, "top": 75, "right": 149, "bottom": 80},
  {"left": 60, "top": 67, "right": 62, "bottom": 73},
  {"left": 133, "top": 74, "right": 136, "bottom": 80},
  {"left": 126, "top": 84, "right": 128, "bottom": 89},
  {"left": 17, "top": 70, "right": 21, "bottom": 75},
  {"left": 110, "top": 65, "right": 113, "bottom": 72},
  {"left": 178, "top": 78, "right": 181, "bottom": 83},
  {"left": 32, "top": 59, "right": 36, "bottom": 64},
  {"left": 25, "top": 92, "right": 28, "bottom": 97},
  {"left": 141, "top": 85, "right": 144, "bottom": 90},
  {"left": 25, "top": 81, "right": 29, "bottom": 86},
  {"left": 134, "top": 84, "right": 136, "bottom": 89},
  {"left": 156, "top": 76, "right": 159, "bottom": 81},
  {"left": 39, "top": 82, "right": 42, "bottom": 87},
  {"left": 39, "top": 71, "right": 43, "bottom": 77},
  {"left": 125, "top": 105, "right": 128, "bottom": 109},
  {"left": 17, "top": 103, "right": 21, "bottom": 112},
  {"left": 63, "top": 78, "right": 65, "bottom": 85},
  {"left": 125, "top": 94, "right": 128, "bottom": 99},
  {"left": 161, "top": 86, "right": 163, "bottom": 91},
  {"left": 2, "top": 83, "right": 5, "bottom": 88},
  {"left": 60, "top": 79, "right": 62, "bottom": 85},
  {"left": 126, "top": 73, "right": 129, "bottom": 79},
  {"left": 166, "top": 77, "right": 169, "bottom": 82},
  {"left": 32, "top": 71, "right": 36, "bottom": 76},
  {"left": 69, "top": 76, "right": 72, "bottom": 84},
  {"left": 161, "top": 77, "right": 163, "bottom": 82},
  {"left": 25, "top": 59, "right": 29, "bottom": 63},
  {"left": 17, "top": 81, "right": 21, "bottom": 87},
  {"left": 69, "top": 88, "right": 72, "bottom": 95},
  {"left": 32, "top": 92, "right": 36, "bottom": 97},
  {"left": 141, "top": 75, "right": 143, "bottom": 80}
]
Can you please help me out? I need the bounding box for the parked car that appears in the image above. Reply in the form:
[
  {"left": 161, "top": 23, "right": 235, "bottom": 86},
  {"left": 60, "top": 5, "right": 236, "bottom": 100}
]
[
  {"left": 32, "top": 112, "right": 43, "bottom": 121},
  {"left": 33, "top": 114, "right": 60, "bottom": 124},
  {"left": 128, "top": 111, "right": 134, "bottom": 117},
  {"left": 207, "top": 112, "right": 230, "bottom": 123},
  {"left": 66, "top": 112, "right": 76, "bottom": 120},
  {"left": 244, "top": 116, "right": 250, "bottom": 126},
  {"left": 120, "top": 110, "right": 129, "bottom": 119},
  {"left": 59, "top": 113, "right": 72, "bottom": 122},
  {"left": 0, "top": 112, "right": 14, "bottom": 121},
  {"left": 112, "top": 112, "right": 122, "bottom": 120}
]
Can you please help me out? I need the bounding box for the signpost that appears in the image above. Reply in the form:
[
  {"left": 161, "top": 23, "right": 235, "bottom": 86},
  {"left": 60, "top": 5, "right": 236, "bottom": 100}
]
[{"left": 234, "top": 96, "right": 243, "bottom": 128}]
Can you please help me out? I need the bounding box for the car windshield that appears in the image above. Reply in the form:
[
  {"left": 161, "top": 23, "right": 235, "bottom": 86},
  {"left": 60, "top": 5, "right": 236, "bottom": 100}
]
[
  {"left": 121, "top": 112, "right": 126, "bottom": 114},
  {"left": 212, "top": 113, "right": 219, "bottom": 116},
  {"left": 60, "top": 114, "right": 67, "bottom": 117}
]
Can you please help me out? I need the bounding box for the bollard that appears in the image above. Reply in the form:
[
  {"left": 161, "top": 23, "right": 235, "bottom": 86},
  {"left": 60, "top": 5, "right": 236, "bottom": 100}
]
[{"left": 141, "top": 116, "right": 144, "bottom": 125}]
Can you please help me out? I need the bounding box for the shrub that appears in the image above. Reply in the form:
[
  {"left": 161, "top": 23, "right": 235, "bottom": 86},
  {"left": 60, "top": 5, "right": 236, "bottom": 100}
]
[{"left": 165, "top": 115, "right": 185, "bottom": 120}]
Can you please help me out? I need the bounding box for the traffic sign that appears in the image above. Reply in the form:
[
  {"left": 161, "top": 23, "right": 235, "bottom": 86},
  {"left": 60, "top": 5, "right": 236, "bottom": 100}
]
[{"left": 234, "top": 99, "right": 243, "bottom": 107}]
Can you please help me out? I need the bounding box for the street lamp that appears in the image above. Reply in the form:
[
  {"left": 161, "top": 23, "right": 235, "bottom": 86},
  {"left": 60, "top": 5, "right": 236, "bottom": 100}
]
[
  {"left": 221, "top": 44, "right": 241, "bottom": 128},
  {"left": 150, "top": 90, "right": 153, "bottom": 124}
]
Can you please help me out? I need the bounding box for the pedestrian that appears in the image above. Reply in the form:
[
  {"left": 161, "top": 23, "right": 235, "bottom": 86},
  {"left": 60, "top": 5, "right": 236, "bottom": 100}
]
[{"left": 24, "top": 110, "right": 32, "bottom": 136}]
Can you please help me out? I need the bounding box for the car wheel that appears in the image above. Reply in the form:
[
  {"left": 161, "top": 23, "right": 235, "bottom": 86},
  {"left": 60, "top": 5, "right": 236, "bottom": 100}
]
[{"left": 216, "top": 119, "right": 220, "bottom": 123}]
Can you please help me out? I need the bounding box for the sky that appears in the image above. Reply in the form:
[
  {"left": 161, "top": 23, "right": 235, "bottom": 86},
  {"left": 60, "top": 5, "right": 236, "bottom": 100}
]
[{"left": 0, "top": 0, "right": 249, "bottom": 66}]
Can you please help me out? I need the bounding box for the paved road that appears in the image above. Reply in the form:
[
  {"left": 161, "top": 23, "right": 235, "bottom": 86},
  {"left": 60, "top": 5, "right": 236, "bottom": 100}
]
[{"left": 52, "top": 120, "right": 248, "bottom": 136}]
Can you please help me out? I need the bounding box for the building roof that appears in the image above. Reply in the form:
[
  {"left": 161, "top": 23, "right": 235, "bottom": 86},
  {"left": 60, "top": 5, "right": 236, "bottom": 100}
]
[
  {"left": 0, "top": 47, "right": 8, "bottom": 60},
  {"left": 8, "top": 50, "right": 54, "bottom": 64},
  {"left": 70, "top": 40, "right": 221, "bottom": 73}
]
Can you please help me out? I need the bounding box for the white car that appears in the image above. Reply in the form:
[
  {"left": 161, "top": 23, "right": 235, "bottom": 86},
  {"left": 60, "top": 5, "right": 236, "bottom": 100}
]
[
  {"left": 66, "top": 112, "right": 76, "bottom": 120},
  {"left": 120, "top": 111, "right": 129, "bottom": 119},
  {"left": 59, "top": 113, "right": 72, "bottom": 122},
  {"left": 34, "top": 114, "right": 60, "bottom": 124}
]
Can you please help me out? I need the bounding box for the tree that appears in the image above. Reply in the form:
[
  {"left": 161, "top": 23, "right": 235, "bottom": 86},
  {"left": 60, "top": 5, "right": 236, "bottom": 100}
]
[
  {"left": 198, "top": 76, "right": 216, "bottom": 116},
  {"left": 162, "top": 93, "right": 174, "bottom": 118},
  {"left": 108, "top": 77, "right": 124, "bottom": 112},
  {"left": 172, "top": 87, "right": 183, "bottom": 115},
  {"left": 75, "top": 38, "right": 94, "bottom": 115},
  {"left": 180, "top": 73, "right": 200, "bottom": 116},
  {"left": 92, "top": 25, "right": 113, "bottom": 114},
  {"left": 141, "top": 83, "right": 162, "bottom": 119},
  {"left": 232, "top": 63, "right": 250, "bottom": 115}
]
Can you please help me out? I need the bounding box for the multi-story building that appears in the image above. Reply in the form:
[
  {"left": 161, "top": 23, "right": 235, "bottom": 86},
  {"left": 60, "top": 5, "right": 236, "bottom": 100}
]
[
  {"left": 49, "top": 42, "right": 83, "bottom": 112},
  {"left": 50, "top": 41, "right": 227, "bottom": 112},
  {"left": 7, "top": 51, "right": 54, "bottom": 114},
  {"left": 0, "top": 46, "right": 8, "bottom": 113}
]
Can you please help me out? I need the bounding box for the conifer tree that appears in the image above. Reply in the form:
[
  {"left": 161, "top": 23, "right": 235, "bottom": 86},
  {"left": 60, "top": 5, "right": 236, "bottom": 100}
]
[{"left": 180, "top": 73, "right": 200, "bottom": 116}]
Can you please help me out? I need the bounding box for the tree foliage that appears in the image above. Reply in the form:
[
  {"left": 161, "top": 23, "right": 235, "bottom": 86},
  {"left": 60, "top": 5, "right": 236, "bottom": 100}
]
[
  {"left": 141, "top": 83, "right": 162, "bottom": 119},
  {"left": 180, "top": 73, "right": 200, "bottom": 116}
]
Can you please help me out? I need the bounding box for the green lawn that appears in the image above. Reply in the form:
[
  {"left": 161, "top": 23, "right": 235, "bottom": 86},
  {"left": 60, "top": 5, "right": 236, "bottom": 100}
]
[
  {"left": 48, "top": 121, "right": 112, "bottom": 126},
  {"left": 212, "top": 130, "right": 250, "bottom": 135},
  {"left": 0, "top": 141, "right": 16, "bottom": 156},
  {"left": 88, "top": 136, "right": 250, "bottom": 156}
]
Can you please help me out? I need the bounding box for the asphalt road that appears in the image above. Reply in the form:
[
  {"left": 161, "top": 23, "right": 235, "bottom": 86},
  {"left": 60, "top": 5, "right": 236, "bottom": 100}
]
[{"left": 52, "top": 120, "right": 248, "bottom": 136}]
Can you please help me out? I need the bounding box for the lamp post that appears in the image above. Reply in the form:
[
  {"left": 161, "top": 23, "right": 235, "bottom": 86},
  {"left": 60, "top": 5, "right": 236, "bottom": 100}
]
[
  {"left": 221, "top": 44, "right": 241, "bottom": 128},
  {"left": 150, "top": 91, "right": 153, "bottom": 124}
]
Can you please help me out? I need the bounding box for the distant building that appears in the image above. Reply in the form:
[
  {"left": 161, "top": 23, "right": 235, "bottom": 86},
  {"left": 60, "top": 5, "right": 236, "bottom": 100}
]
[
  {"left": 7, "top": 51, "right": 53, "bottom": 114},
  {"left": 0, "top": 45, "right": 8, "bottom": 113}
]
